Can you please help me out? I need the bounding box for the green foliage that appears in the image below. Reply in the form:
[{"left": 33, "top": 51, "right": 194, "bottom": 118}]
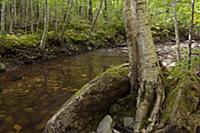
[{"left": 0, "top": 34, "right": 40, "bottom": 49}]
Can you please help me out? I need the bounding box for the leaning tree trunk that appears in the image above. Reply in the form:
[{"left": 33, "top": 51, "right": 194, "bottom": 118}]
[
  {"left": 44, "top": 64, "right": 130, "bottom": 133},
  {"left": 88, "top": 0, "right": 104, "bottom": 39},
  {"left": 124, "top": 0, "right": 164, "bottom": 132}
]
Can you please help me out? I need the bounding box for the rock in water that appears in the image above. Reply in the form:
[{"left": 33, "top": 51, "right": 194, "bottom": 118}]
[
  {"left": 0, "top": 63, "right": 6, "bottom": 72},
  {"left": 97, "top": 115, "right": 114, "bottom": 133},
  {"left": 44, "top": 64, "right": 130, "bottom": 133}
]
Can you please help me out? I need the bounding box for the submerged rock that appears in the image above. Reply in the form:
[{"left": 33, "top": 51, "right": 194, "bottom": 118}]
[
  {"left": 124, "top": 117, "right": 134, "bottom": 129},
  {"left": 96, "top": 115, "right": 114, "bottom": 133}
]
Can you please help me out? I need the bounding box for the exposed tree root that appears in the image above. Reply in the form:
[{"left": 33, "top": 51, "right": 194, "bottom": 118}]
[{"left": 147, "top": 81, "right": 165, "bottom": 132}]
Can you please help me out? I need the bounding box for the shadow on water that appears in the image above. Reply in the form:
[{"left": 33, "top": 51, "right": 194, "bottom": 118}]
[{"left": 0, "top": 48, "right": 128, "bottom": 133}]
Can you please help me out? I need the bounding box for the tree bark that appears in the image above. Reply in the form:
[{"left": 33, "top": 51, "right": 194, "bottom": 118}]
[
  {"left": 59, "top": 0, "right": 72, "bottom": 45},
  {"left": 188, "top": 0, "right": 195, "bottom": 68},
  {"left": 88, "top": 0, "right": 93, "bottom": 22},
  {"left": 30, "top": 0, "right": 34, "bottom": 33},
  {"left": 124, "top": 0, "right": 138, "bottom": 103},
  {"left": 172, "top": 0, "right": 181, "bottom": 62},
  {"left": 88, "top": 0, "right": 104, "bottom": 39},
  {"left": 44, "top": 64, "right": 130, "bottom": 133},
  {"left": 124, "top": 0, "right": 164, "bottom": 132},
  {"left": 54, "top": 0, "right": 58, "bottom": 32},
  {"left": 39, "top": 0, "right": 49, "bottom": 49},
  {"left": 1, "top": 0, "right": 6, "bottom": 33}
]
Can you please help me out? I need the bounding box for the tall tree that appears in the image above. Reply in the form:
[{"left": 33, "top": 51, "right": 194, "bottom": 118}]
[
  {"left": 88, "top": 0, "right": 104, "bottom": 38},
  {"left": 39, "top": 0, "right": 49, "bottom": 49},
  {"left": 88, "top": 0, "right": 93, "bottom": 22},
  {"left": 30, "top": 0, "right": 34, "bottom": 33},
  {"left": 59, "top": 0, "right": 72, "bottom": 45},
  {"left": 1, "top": 0, "right": 6, "bottom": 33},
  {"left": 188, "top": 0, "right": 195, "bottom": 67},
  {"left": 54, "top": 0, "right": 58, "bottom": 32},
  {"left": 124, "top": 0, "right": 164, "bottom": 132},
  {"left": 172, "top": 0, "right": 181, "bottom": 62}
]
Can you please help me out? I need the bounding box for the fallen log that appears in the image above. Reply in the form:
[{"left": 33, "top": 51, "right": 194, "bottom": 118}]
[{"left": 44, "top": 64, "right": 130, "bottom": 133}]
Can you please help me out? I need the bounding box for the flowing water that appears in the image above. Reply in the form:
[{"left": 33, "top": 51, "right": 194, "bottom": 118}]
[{"left": 0, "top": 48, "right": 128, "bottom": 133}]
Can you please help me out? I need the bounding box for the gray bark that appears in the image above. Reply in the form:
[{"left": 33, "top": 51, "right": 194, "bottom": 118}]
[
  {"left": 124, "top": 0, "right": 164, "bottom": 132},
  {"left": 1, "top": 0, "right": 6, "bottom": 33},
  {"left": 172, "top": 0, "right": 181, "bottom": 62},
  {"left": 39, "top": 0, "right": 49, "bottom": 49},
  {"left": 188, "top": 0, "right": 195, "bottom": 67}
]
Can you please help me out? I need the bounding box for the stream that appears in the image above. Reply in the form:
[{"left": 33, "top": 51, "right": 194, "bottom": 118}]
[
  {"left": 0, "top": 41, "right": 198, "bottom": 133},
  {"left": 0, "top": 48, "right": 128, "bottom": 133}
]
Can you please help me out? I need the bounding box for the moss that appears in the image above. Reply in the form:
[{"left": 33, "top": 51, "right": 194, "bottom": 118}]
[
  {"left": 162, "top": 75, "right": 200, "bottom": 132},
  {"left": 159, "top": 58, "right": 200, "bottom": 132},
  {"left": 105, "top": 63, "right": 129, "bottom": 77},
  {"left": 0, "top": 34, "right": 40, "bottom": 49}
]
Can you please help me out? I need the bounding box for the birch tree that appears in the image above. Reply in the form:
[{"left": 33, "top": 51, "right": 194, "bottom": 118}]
[
  {"left": 39, "top": 0, "right": 49, "bottom": 49},
  {"left": 188, "top": 0, "right": 195, "bottom": 67},
  {"left": 1, "top": 0, "right": 6, "bottom": 33},
  {"left": 124, "top": 0, "right": 164, "bottom": 132},
  {"left": 172, "top": 0, "right": 181, "bottom": 62}
]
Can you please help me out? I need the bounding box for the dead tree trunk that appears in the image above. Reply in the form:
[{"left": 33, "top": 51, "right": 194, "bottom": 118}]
[{"left": 44, "top": 64, "right": 130, "bottom": 133}]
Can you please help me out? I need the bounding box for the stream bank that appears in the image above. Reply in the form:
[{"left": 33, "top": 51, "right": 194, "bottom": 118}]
[{"left": 0, "top": 29, "right": 126, "bottom": 72}]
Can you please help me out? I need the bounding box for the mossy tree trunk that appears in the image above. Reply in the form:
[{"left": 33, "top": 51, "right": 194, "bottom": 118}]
[{"left": 124, "top": 0, "right": 165, "bottom": 132}]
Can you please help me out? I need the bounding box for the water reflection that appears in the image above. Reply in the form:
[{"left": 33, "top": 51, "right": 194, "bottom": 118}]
[{"left": 0, "top": 48, "right": 128, "bottom": 133}]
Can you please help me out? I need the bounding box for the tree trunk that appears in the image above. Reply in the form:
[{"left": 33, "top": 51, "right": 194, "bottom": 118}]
[
  {"left": 54, "top": 0, "right": 58, "bottom": 32},
  {"left": 36, "top": 0, "right": 40, "bottom": 32},
  {"left": 25, "top": 0, "right": 29, "bottom": 32},
  {"left": 30, "top": 0, "right": 34, "bottom": 34},
  {"left": 1, "top": 0, "right": 6, "bottom": 33},
  {"left": 88, "top": 0, "right": 93, "bottom": 22},
  {"left": 188, "top": 0, "right": 195, "bottom": 67},
  {"left": 124, "top": 0, "right": 164, "bottom": 132},
  {"left": 8, "top": 3, "right": 13, "bottom": 34},
  {"left": 44, "top": 64, "right": 130, "bottom": 133},
  {"left": 103, "top": 0, "right": 108, "bottom": 21},
  {"left": 88, "top": 0, "right": 104, "bottom": 39},
  {"left": 124, "top": 0, "right": 138, "bottom": 103},
  {"left": 172, "top": 0, "right": 180, "bottom": 62},
  {"left": 13, "top": 0, "right": 17, "bottom": 25},
  {"left": 39, "top": 0, "right": 49, "bottom": 49},
  {"left": 59, "top": 0, "right": 72, "bottom": 45}
]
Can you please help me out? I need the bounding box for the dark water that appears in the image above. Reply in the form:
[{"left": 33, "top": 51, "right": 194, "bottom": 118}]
[{"left": 0, "top": 48, "right": 128, "bottom": 133}]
